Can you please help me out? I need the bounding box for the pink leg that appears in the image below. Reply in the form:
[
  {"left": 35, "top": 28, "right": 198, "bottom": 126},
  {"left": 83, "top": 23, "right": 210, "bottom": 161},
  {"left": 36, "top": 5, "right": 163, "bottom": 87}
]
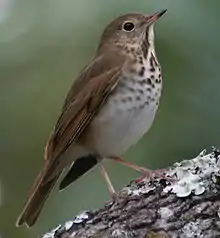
[
  {"left": 99, "top": 162, "right": 117, "bottom": 197},
  {"left": 111, "top": 156, "right": 167, "bottom": 183}
]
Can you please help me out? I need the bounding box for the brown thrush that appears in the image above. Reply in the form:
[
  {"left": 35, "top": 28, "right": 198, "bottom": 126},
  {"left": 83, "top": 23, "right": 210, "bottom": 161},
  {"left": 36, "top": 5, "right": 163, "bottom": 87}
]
[{"left": 16, "top": 9, "right": 167, "bottom": 227}]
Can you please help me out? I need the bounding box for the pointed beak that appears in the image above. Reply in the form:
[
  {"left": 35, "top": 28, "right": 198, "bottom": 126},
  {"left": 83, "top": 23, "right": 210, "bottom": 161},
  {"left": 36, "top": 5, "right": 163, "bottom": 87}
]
[{"left": 146, "top": 9, "right": 167, "bottom": 25}]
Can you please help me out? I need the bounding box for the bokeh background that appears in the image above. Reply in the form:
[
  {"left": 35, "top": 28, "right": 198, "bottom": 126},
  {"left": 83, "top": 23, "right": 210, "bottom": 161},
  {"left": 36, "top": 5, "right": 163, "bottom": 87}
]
[{"left": 1, "top": 0, "right": 220, "bottom": 237}]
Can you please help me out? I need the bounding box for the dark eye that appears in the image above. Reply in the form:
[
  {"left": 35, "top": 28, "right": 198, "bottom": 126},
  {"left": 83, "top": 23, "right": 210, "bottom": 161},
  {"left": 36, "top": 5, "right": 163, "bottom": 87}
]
[{"left": 122, "top": 21, "right": 135, "bottom": 32}]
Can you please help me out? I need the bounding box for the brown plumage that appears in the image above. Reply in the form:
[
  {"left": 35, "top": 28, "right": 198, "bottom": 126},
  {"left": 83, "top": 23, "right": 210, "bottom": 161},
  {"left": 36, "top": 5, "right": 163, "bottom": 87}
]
[
  {"left": 16, "top": 54, "right": 123, "bottom": 227},
  {"left": 16, "top": 10, "right": 167, "bottom": 227}
]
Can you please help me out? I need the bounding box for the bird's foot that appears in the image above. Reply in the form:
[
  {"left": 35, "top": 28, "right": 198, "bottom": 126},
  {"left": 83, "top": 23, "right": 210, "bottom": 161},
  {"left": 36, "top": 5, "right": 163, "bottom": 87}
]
[
  {"left": 111, "top": 156, "right": 172, "bottom": 183},
  {"left": 135, "top": 168, "right": 169, "bottom": 183}
]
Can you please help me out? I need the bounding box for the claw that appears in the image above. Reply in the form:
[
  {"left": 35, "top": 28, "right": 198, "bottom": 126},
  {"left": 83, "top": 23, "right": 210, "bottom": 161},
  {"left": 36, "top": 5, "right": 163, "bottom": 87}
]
[{"left": 135, "top": 168, "right": 174, "bottom": 184}]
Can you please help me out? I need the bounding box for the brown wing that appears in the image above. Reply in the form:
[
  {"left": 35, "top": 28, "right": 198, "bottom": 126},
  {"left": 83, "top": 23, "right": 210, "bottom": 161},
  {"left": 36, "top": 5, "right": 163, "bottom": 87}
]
[
  {"left": 16, "top": 53, "right": 125, "bottom": 227},
  {"left": 44, "top": 53, "right": 125, "bottom": 176}
]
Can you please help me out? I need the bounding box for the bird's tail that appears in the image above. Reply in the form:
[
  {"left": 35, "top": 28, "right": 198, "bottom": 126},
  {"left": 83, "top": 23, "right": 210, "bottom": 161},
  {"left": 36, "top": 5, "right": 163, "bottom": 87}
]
[{"left": 16, "top": 168, "right": 61, "bottom": 228}]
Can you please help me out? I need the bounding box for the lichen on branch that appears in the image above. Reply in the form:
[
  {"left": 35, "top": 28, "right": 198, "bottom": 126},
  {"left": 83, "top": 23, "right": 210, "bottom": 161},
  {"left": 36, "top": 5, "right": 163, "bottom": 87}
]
[{"left": 42, "top": 148, "right": 220, "bottom": 238}]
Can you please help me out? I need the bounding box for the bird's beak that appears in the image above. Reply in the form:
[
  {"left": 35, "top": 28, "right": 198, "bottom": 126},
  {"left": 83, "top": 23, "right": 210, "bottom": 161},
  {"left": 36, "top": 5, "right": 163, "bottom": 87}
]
[{"left": 146, "top": 9, "right": 167, "bottom": 25}]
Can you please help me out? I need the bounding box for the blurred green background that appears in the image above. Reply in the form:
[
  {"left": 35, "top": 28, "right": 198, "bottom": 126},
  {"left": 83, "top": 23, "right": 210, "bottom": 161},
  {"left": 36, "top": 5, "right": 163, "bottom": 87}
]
[{"left": 1, "top": 0, "right": 220, "bottom": 237}]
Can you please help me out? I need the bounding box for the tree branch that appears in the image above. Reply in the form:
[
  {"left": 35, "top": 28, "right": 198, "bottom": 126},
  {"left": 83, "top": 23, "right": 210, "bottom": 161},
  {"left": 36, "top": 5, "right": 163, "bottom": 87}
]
[{"left": 41, "top": 148, "right": 220, "bottom": 238}]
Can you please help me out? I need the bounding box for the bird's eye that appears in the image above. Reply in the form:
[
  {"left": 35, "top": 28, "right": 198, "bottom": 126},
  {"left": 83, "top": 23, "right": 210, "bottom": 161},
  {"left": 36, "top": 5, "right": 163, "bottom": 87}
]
[{"left": 122, "top": 21, "right": 135, "bottom": 32}]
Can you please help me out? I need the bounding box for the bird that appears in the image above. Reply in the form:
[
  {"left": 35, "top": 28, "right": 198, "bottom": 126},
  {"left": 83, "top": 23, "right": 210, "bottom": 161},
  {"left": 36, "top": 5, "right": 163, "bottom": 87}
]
[{"left": 16, "top": 9, "right": 167, "bottom": 227}]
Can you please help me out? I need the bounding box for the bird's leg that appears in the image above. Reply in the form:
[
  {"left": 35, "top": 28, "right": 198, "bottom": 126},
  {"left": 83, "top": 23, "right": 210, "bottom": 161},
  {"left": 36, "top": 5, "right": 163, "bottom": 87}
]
[
  {"left": 111, "top": 156, "right": 167, "bottom": 183},
  {"left": 99, "top": 161, "right": 118, "bottom": 199}
]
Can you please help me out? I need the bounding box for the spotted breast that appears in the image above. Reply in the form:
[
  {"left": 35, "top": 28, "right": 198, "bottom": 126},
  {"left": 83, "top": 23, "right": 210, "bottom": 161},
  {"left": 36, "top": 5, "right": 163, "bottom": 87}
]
[{"left": 84, "top": 44, "right": 162, "bottom": 157}]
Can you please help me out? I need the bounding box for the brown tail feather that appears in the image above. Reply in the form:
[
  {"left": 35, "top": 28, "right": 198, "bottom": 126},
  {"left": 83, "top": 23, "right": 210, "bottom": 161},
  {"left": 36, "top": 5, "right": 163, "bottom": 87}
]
[{"left": 16, "top": 169, "right": 61, "bottom": 227}]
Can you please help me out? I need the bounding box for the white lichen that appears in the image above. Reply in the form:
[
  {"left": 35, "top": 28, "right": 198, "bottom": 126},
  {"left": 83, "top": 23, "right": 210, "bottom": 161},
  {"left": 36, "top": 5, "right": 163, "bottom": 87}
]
[
  {"left": 218, "top": 207, "right": 220, "bottom": 218},
  {"left": 163, "top": 149, "right": 220, "bottom": 197},
  {"left": 42, "top": 211, "right": 89, "bottom": 238},
  {"left": 124, "top": 149, "right": 220, "bottom": 198},
  {"left": 123, "top": 182, "right": 156, "bottom": 196},
  {"left": 159, "top": 207, "right": 173, "bottom": 220},
  {"left": 111, "top": 229, "right": 130, "bottom": 237},
  {"left": 72, "top": 211, "right": 89, "bottom": 224},
  {"left": 41, "top": 225, "right": 61, "bottom": 238},
  {"left": 111, "top": 227, "right": 135, "bottom": 238},
  {"left": 157, "top": 207, "right": 174, "bottom": 227},
  {"left": 64, "top": 220, "right": 73, "bottom": 230},
  {"left": 182, "top": 221, "right": 202, "bottom": 237}
]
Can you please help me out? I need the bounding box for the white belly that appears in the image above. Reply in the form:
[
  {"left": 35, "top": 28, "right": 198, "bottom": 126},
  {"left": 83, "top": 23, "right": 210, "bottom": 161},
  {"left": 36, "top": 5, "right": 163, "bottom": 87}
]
[
  {"left": 85, "top": 74, "right": 161, "bottom": 157},
  {"left": 83, "top": 49, "right": 162, "bottom": 157},
  {"left": 92, "top": 101, "right": 157, "bottom": 156}
]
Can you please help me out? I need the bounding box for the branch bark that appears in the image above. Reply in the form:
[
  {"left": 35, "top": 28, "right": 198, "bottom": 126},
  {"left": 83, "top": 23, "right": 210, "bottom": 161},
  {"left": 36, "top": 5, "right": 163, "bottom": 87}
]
[{"left": 41, "top": 148, "right": 220, "bottom": 238}]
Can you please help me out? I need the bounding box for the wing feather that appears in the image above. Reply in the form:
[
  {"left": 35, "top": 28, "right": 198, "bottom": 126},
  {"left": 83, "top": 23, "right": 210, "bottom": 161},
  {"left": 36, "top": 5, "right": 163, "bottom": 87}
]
[{"left": 43, "top": 53, "right": 125, "bottom": 182}]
